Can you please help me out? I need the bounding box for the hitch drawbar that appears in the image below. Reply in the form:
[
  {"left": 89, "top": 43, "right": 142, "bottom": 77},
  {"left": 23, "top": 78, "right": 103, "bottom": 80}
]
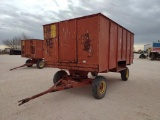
[
  {"left": 18, "top": 78, "right": 92, "bottom": 106},
  {"left": 10, "top": 63, "right": 33, "bottom": 71}
]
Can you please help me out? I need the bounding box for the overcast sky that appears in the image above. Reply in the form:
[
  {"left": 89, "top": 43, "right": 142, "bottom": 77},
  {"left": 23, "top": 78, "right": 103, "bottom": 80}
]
[{"left": 0, "top": 0, "right": 160, "bottom": 47}]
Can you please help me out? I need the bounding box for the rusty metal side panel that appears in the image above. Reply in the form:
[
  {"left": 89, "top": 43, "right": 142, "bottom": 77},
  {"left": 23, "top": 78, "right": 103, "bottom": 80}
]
[
  {"left": 25, "top": 40, "right": 31, "bottom": 57},
  {"left": 43, "top": 24, "right": 59, "bottom": 63},
  {"left": 43, "top": 13, "right": 134, "bottom": 72},
  {"left": 21, "top": 40, "right": 25, "bottom": 57},
  {"left": 130, "top": 34, "right": 134, "bottom": 63},
  {"left": 39, "top": 40, "right": 44, "bottom": 58},
  {"left": 98, "top": 15, "right": 109, "bottom": 72},
  {"left": 109, "top": 22, "right": 118, "bottom": 69},
  {"left": 46, "top": 63, "right": 98, "bottom": 72},
  {"left": 126, "top": 32, "right": 131, "bottom": 64},
  {"left": 34, "top": 40, "right": 43, "bottom": 59},
  {"left": 59, "top": 20, "right": 76, "bottom": 62},
  {"left": 77, "top": 15, "right": 99, "bottom": 65},
  {"left": 30, "top": 40, "right": 35, "bottom": 58},
  {"left": 118, "top": 26, "right": 123, "bottom": 61},
  {"left": 122, "top": 29, "right": 127, "bottom": 60},
  {"left": 21, "top": 40, "right": 31, "bottom": 58}
]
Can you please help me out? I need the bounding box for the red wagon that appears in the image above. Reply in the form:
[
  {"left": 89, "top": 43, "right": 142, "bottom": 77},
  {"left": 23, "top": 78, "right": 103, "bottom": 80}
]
[
  {"left": 19, "top": 13, "right": 134, "bottom": 105},
  {"left": 10, "top": 39, "right": 45, "bottom": 71}
]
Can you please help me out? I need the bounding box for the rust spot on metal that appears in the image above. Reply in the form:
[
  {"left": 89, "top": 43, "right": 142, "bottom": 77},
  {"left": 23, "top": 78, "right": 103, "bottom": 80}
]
[
  {"left": 82, "top": 33, "right": 91, "bottom": 51},
  {"left": 46, "top": 38, "right": 53, "bottom": 48},
  {"left": 44, "top": 26, "right": 51, "bottom": 39},
  {"left": 31, "top": 46, "right": 35, "bottom": 54}
]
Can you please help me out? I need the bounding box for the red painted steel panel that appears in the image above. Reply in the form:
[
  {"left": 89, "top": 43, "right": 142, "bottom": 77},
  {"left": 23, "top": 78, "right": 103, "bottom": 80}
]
[
  {"left": 35, "top": 40, "right": 43, "bottom": 58},
  {"left": 109, "top": 22, "right": 118, "bottom": 69},
  {"left": 130, "top": 34, "right": 134, "bottom": 63},
  {"left": 43, "top": 24, "right": 59, "bottom": 63},
  {"left": 26, "top": 40, "right": 30, "bottom": 57},
  {"left": 21, "top": 39, "right": 43, "bottom": 59},
  {"left": 122, "top": 29, "right": 127, "bottom": 60},
  {"left": 30, "top": 40, "right": 35, "bottom": 58},
  {"left": 21, "top": 40, "right": 26, "bottom": 57},
  {"left": 118, "top": 26, "right": 123, "bottom": 61},
  {"left": 77, "top": 15, "right": 99, "bottom": 65},
  {"left": 99, "top": 15, "right": 110, "bottom": 72},
  {"left": 21, "top": 40, "right": 30, "bottom": 57},
  {"left": 59, "top": 20, "right": 76, "bottom": 62},
  {"left": 126, "top": 32, "right": 131, "bottom": 64}
]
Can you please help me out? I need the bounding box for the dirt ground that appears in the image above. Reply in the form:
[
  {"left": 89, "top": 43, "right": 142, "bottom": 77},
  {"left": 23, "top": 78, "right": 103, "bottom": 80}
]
[{"left": 0, "top": 54, "right": 160, "bottom": 120}]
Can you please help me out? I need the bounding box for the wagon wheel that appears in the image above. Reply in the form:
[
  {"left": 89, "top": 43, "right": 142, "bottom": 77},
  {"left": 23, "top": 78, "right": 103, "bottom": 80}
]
[
  {"left": 26, "top": 59, "right": 33, "bottom": 67},
  {"left": 53, "top": 70, "right": 68, "bottom": 85},
  {"left": 91, "top": 72, "right": 98, "bottom": 77},
  {"left": 92, "top": 76, "right": 107, "bottom": 99},
  {"left": 37, "top": 60, "right": 45, "bottom": 69},
  {"left": 120, "top": 67, "right": 129, "bottom": 81}
]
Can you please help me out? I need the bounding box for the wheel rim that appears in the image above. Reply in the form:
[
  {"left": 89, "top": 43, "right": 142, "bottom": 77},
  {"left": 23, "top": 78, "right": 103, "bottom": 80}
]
[
  {"left": 126, "top": 69, "right": 129, "bottom": 78},
  {"left": 99, "top": 81, "right": 106, "bottom": 94},
  {"left": 39, "top": 61, "right": 44, "bottom": 68}
]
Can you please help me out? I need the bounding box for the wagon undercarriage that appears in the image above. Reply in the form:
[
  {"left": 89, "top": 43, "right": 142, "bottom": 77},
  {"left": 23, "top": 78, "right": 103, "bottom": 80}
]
[{"left": 18, "top": 68, "right": 129, "bottom": 105}]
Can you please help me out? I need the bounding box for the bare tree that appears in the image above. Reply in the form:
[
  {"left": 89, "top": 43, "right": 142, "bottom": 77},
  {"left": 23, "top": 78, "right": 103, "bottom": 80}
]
[
  {"left": 2, "top": 33, "right": 33, "bottom": 49},
  {"left": 2, "top": 39, "right": 14, "bottom": 49},
  {"left": 20, "top": 33, "right": 33, "bottom": 40}
]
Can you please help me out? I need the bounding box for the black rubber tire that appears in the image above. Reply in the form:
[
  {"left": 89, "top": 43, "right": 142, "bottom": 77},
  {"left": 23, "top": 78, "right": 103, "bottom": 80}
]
[
  {"left": 151, "top": 53, "right": 155, "bottom": 60},
  {"left": 53, "top": 70, "right": 67, "bottom": 85},
  {"left": 91, "top": 72, "right": 98, "bottom": 76},
  {"left": 26, "top": 59, "right": 33, "bottom": 67},
  {"left": 92, "top": 76, "right": 107, "bottom": 99},
  {"left": 37, "top": 60, "right": 45, "bottom": 69},
  {"left": 139, "top": 54, "right": 146, "bottom": 59},
  {"left": 120, "top": 67, "right": 129, "bottom": 81}
]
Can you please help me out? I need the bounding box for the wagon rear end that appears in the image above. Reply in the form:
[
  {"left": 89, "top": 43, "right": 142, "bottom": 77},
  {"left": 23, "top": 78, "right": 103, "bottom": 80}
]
[{"left": 21, "top": 39, "right": 43, "bottom": 59}]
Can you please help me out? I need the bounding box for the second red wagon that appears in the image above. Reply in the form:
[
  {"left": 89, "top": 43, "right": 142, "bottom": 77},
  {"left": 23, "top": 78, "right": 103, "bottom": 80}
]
[
  {"left": 21, "top": 39, "right": 45, "bottom": 69},
  {"left": 10, "top": 39, "right": 45, "bottom": 71}
]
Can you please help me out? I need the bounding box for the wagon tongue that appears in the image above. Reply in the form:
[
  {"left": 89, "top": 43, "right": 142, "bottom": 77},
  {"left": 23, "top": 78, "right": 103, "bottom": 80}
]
[
  {"left": 18, "top": 98, "right": 30, "bottom": 106},
  {"left": 10, "top": 63, "right": 33, "bottom": 71},
  {"left": 18, "top": 79, "right": 63, "bottom": 106},
  {"left": 18, "top": 78, "right": 92, "bottom": 106},
  {"left": 18, "top": 84, "right": 58, "bottom": 105}
]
